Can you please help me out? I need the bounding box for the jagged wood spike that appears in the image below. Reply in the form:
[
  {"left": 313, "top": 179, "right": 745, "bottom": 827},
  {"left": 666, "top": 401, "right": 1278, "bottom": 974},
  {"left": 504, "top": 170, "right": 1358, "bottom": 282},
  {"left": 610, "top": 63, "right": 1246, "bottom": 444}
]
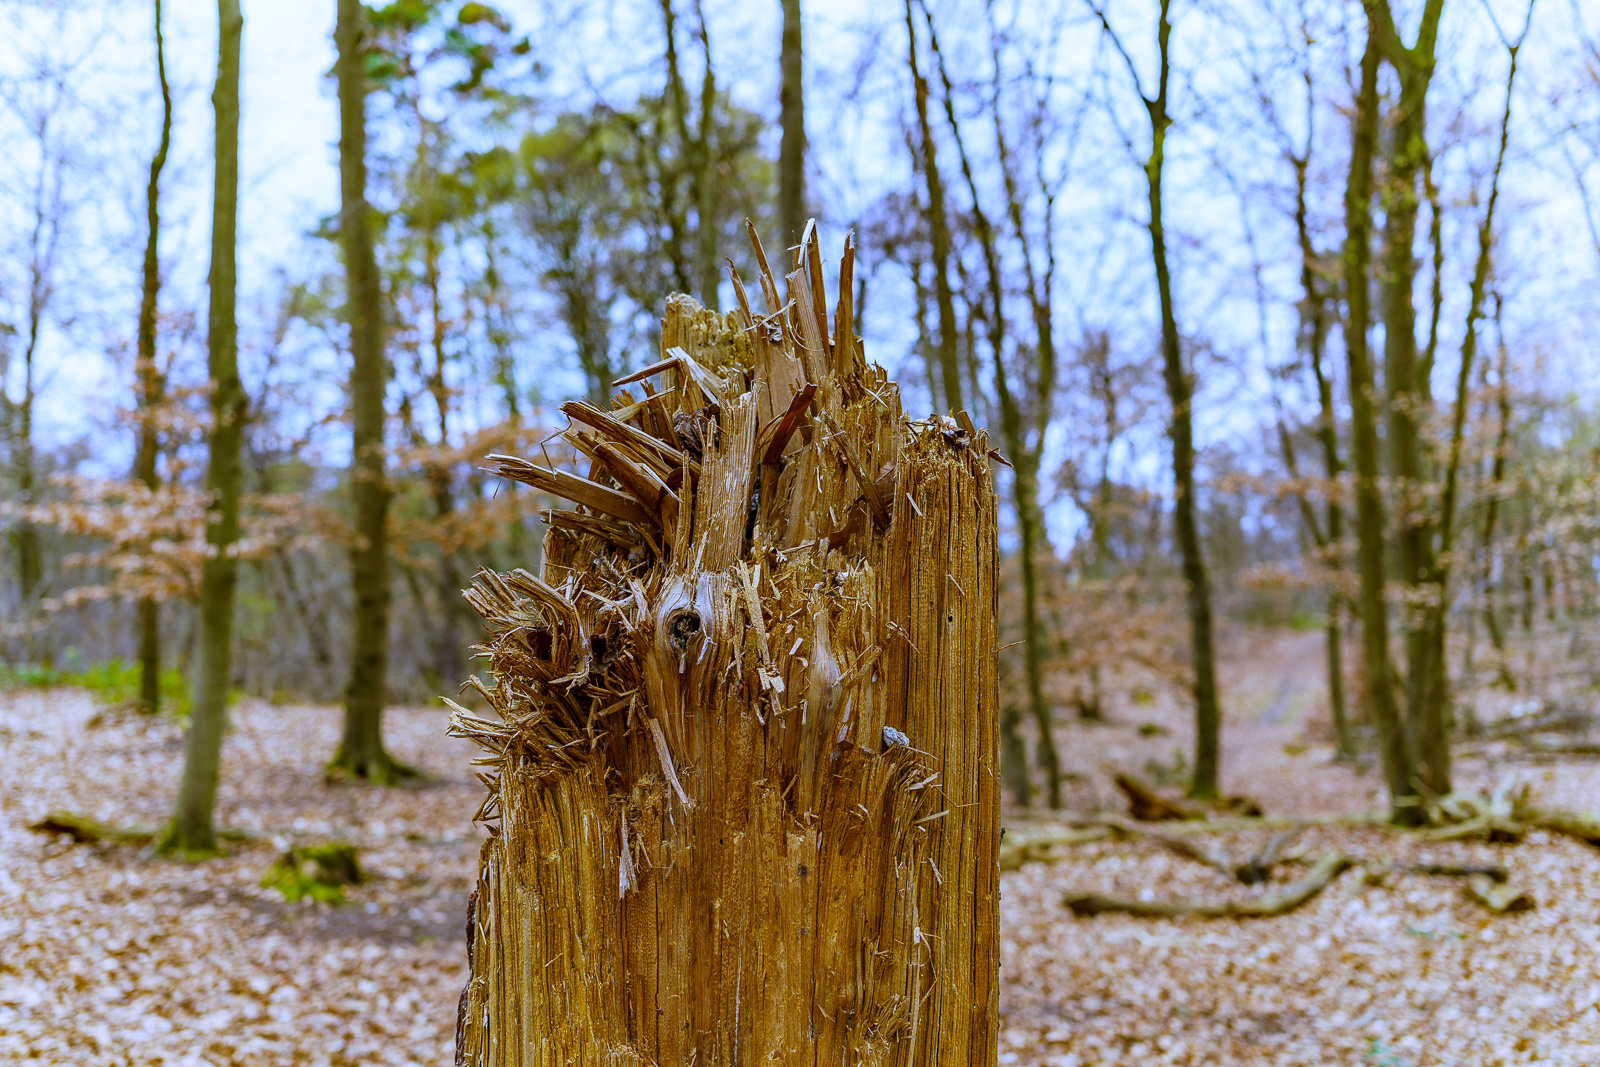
[
  {"left": 802, "top": 218, "right": 832, "bottom": 364},
  {"left": 835, "top": 231, "right": 856, "bottom": 376},
  {"left": 746, "top": 218, "right": 783, "bottom": 316}
]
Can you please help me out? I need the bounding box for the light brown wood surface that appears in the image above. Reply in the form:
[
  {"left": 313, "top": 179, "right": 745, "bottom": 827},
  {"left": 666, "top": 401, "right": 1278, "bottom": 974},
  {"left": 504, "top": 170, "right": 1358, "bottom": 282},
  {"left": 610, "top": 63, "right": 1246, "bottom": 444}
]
[{"left": 451, "top": 227, "right": 1000, "bottom": 1066}]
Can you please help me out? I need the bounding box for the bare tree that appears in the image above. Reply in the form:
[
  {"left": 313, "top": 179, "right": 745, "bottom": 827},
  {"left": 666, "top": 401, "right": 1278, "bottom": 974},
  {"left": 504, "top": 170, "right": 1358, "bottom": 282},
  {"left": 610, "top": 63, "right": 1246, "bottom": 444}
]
[
  {"left": 903, "top": 0, "right": 962, "bottom": 414},
  {"left": 1089, "top": 0, "right": 1224, "bottom": 798},
  {"left": 1415, "top": 0, "right": 1532, "bottom": 786},
  {"left": 778, "top": 0, "right": 804, "bottom": 248},
  {"left": 1341, "top": 12, "right": 1417, "bottom": 823},
  {"left": 161, "top": 0, "right": 245, "bottom": 856},
  {"left": 332, "top": 0, "right": 410, "bottom": 783},
  {"left": 1368, "top": 0, "right": 1448, "bottom": 793},
  {"left": 133, "top": 0, "right": 173, "bottom": 714},
  {"left": 919, "top": 0, "right": 1064, "bottom": 807}
]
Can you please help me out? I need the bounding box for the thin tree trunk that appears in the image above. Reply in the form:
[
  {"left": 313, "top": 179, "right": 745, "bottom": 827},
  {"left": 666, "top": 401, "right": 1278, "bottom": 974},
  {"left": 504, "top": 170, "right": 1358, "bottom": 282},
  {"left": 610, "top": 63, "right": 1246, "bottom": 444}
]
[
  {"left": 1087, "top": 332, "right": 1116, "bottom": 721},
  {"left": 1310, "top": 330, "right": 1354, "bottom": 760},
  {"left": 660, "top": 0, "right": 718, "bottom": 308},
  {"left": 161, "top": 0, "right": 244, "bottom": 856},
  {"left": 923, "top": 1, "right": 1060, "bottom": 806},
  {"left": 424, "top": 224, "right": 463, "bottom": 691},
  {"left": 1109, "top": 0, "right": 1223, "bottom": 798},
  {"left": 1478, "top": 298, "right": 1513, "bottom": 687},
  {"left": 11, "top": 110, "right": 58, "bottom": 611},
  {"left": 693, "top": 8, "right": 719, "bottom": 309},
  {"left": 1520, "top": 531, "right": 1534, "bottom": 631},
  {"left": 1371, "top": 0, "right": 1446, "bottom": 791},
  {"left": 778, "top": 0, "right": 804, "bottom": 249},
  {"left": 1342, "top": 17, "right": 1419, "bottom": 823},
  {"left": 455, "top": 233, "right": 999, "bottom": 1064},
  {"left": 1291, "top": 132, "right": 1356, "bottom": 760},
  {"left": 904, "top": 0, "right": 962, "bottom": 414},
  {"left": 333, "top": 0, "right": 408, "bottom": 783},
  {"left": 135, "top": 0, "right": 174, "bottom": 715},
  {"left": 1416, "top": 12, "right": 1525, "bottom": 793}
]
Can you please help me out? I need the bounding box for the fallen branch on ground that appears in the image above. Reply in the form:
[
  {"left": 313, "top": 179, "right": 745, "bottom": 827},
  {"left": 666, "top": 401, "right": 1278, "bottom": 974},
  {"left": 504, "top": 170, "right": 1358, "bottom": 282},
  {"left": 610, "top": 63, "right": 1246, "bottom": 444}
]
[
  {"left": 1065, "top": 853, "right": 1354, "bottom": 919},
  {"left": 29, "top": 812, "right": 161, "bottom": 845},
  {"left": 999, "top": 827, "right": 1112, "bottom": 871},
  {"left": 1463, "top": 873, "right": 1535, "bottom": 913},
  {"left": 1113, "top": 772, "right": 1203, "bottom": 821},
  {"left": 29, "top": 810, "right": 257, "bottom": 847},
  {"left": 1100, "top": 815, "right": 1306, "bottom": 884},
  {"left": 1064, "top": 853, "right": 1535, "bottom": 919}
]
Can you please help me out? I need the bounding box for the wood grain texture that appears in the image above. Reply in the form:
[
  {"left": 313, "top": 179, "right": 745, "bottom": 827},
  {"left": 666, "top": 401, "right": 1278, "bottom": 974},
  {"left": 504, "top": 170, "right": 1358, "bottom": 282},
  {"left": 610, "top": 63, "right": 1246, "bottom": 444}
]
[{"left": 451, "top": 226, "right": 999, "bottom": 1066}]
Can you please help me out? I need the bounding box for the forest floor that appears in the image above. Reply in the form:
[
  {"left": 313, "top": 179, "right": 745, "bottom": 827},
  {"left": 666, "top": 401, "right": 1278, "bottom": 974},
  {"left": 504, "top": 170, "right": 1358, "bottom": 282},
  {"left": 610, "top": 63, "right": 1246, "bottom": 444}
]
[{"left": 1, "top": 625, "right": 1598, "bottom": 1066}]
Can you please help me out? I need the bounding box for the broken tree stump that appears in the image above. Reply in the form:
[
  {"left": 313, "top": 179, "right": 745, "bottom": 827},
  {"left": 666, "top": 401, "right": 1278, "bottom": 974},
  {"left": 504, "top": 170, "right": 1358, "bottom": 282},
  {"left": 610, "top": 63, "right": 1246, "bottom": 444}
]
[{"left": 449, "top": 224, "right": 1000, "bottom": 1065}]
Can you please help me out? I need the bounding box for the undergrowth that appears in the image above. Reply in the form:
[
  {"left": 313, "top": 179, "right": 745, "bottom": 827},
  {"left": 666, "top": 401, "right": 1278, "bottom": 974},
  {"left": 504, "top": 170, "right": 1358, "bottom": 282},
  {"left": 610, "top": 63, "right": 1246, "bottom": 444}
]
[{"left": 0, "top": 652, "right": 193, "bottom": 720}]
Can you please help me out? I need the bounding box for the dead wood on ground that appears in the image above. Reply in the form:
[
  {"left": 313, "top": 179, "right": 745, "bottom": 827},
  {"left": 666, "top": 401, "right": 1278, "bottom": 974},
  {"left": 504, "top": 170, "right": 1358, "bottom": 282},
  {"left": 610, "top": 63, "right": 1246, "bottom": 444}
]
[{"left": 1064, "top": 853, "right": 1354, "bottom": 919}]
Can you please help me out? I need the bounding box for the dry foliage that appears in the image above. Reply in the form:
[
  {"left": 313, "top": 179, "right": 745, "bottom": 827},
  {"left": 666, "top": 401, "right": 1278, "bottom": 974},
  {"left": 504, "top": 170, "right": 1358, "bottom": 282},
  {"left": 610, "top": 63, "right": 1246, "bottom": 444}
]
[{"left": 5, "top": 620, "right": 1600, "bottom": 1065}]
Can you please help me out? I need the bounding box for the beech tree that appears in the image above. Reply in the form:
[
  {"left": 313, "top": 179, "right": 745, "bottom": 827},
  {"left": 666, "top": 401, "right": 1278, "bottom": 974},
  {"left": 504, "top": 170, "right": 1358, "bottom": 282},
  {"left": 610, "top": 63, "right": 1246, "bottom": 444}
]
[
  {"left": 161, "top": 0, "right": 245, "bottom": 856},
  {"left": 332, "top": 0, "right": 409, "bottom": 783},
  {"left": 778, "top": 0, "right": 804, "bottom": 248},
  {"left": 917, "top": 0, "right": 1063, "bottom": 807},
  {"left": 133, "top": 0, "right": 173, "bottom": 715},
  {"left": 1341, "top": 13, "right": 1417, "bottom": 822},
  {"left": 1090, "top": 0, "right": 1224, "bottom": 799}
]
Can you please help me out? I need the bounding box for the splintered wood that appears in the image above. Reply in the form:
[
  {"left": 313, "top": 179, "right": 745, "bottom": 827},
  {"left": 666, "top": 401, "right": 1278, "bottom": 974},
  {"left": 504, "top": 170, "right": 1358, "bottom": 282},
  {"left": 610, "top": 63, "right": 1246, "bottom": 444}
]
[{"left": 449, "top": 224, "right": 1000, "bottom": 1066}]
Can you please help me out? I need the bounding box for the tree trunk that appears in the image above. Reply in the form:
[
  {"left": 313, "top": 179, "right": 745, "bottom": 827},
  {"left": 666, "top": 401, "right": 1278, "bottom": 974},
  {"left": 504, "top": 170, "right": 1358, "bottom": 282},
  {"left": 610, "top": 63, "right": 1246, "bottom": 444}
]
[
  {"left": 1341, "top": 18, "right": 1419, "bottom": 823},
  {"left": 778, "top": 0, "right": 804, "bottom": 249},
  {"left": 1134, "top": 0, "right": 1222, "bottom": 799},
  {"left": 1291, "top": 138, "right": 1356, "bottom": 761},
  {"left": 1414, "top": 15, "right": 1523, "bottom": 796},
  {"left": 453, "top": 229, "right": 1000, "bottom": 1064},
  {"left": 423, "top": 222, "right": 464, "bottom": 691},
  {"left": 693, "top": 11, "right": 719, "bottom": 309},
  {"left": 333, "top": 0, "right": 407, "bottom": 783},
  {"left": 134, "top": 0, "right": 173, "bottom": 715},
  {"left": 1371, "top": 0, "right": 1447, "bottom": 793},
  {"left": 921, "top": 5, "right": 1061, "bottom": 807},
  {"left": 660, "top": 0, "right": 718, "bottom": 309},
  {"left": 161, "top": 0, "right": 244, "bottom": 857},
  {"left": 904, "top": 0, "right": 962, "bottom": 414}
]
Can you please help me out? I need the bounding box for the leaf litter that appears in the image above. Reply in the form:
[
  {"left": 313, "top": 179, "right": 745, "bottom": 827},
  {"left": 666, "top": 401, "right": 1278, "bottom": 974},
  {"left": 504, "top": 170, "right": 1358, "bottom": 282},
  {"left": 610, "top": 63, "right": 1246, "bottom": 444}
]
[{"left": 3, "top": 673, "right": 1600, "bottom": 1065}]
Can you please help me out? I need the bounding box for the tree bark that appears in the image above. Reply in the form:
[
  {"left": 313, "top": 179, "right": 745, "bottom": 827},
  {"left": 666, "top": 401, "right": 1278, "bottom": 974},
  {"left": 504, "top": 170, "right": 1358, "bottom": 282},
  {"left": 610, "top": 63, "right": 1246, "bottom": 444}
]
[
  {"left": 1342, "top": 17, "right": 1419, "bottom": 823},
  {"left": 778, "top": 0, "right": 804, "bottom": 249},
  {"left": 162, "top": 0, "right": 244, "bottom": 857},
  {"left": 333, "top": 0, "right": 407, "bottom": 783},
  {"left": 453, "top": 231, "right": 1000, "bottom": 1064},
  {"left": 1124, "top": 0, "right": 1223, "bottom": 799},
  {"left": 1416, "top": 13, "right": 1525, "bottom": 794},
  {"left": 921, "top": 1, "right": 1061, "bottom": 807},
  {"left": 1290, "top": 138, "right": 1355, "bottom": 760},
  {"left": 904, "top": 0, "right": 962, "bottom": 414},
  {"left": 135, "top": 0, "right": 173, "bottom": 716},
  {"left": 1370, "top": 0, "right": 1447, "bottom": 793},
  {"left": 660, "top": 0, "right": 719, "bottom": 310}
]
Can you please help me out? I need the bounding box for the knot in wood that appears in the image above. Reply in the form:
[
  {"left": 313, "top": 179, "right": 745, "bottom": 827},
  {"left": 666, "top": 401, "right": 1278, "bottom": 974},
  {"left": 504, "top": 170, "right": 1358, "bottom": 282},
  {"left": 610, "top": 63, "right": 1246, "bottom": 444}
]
[
  {"left": 672, "top": 405, "right": 718, "bottom": 460},
  {"left": 667, "top": 608, "right": 702, "bottom": 654}
]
